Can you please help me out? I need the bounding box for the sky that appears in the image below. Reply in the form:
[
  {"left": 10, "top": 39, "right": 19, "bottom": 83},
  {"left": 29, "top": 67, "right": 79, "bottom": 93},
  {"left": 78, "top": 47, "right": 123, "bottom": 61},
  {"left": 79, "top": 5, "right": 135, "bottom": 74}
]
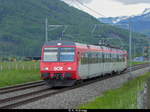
[{"left": 63, "top": 0, "right": 150, "bottom": 18}]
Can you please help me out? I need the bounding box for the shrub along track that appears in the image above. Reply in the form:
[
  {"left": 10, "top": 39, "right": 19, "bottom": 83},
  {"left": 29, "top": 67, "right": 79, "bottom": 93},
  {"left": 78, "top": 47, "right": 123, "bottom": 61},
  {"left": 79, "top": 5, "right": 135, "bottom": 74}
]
[{"left": 0, "top": 63, "right": 149, "bottom": 109}]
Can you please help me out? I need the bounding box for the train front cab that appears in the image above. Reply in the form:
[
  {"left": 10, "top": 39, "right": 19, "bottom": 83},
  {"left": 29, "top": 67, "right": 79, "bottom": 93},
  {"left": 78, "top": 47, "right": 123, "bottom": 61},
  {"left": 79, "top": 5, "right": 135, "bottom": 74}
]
[{"left": 40, "top": 46, "right": 80, "bottom": 87}]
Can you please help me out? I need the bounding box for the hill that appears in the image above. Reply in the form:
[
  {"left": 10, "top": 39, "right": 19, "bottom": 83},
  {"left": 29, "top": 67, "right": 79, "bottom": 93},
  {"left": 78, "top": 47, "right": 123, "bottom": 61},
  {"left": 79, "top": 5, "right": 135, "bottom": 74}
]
[
  {"left": 99, "top": 8, "right": 150, "bottom": 36},
  {"left": 0, "top": 0, "right": 148, "bottom": 58}
]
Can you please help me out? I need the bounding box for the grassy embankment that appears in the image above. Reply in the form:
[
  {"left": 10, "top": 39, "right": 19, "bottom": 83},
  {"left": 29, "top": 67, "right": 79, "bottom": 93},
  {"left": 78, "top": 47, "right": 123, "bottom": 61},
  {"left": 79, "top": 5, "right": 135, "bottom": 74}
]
[
  {"left": 79, "top": 72, "right": 150, "bottom": 109},
  {"left": 0, "top": 61, "right": 40, "bottom": 88}
]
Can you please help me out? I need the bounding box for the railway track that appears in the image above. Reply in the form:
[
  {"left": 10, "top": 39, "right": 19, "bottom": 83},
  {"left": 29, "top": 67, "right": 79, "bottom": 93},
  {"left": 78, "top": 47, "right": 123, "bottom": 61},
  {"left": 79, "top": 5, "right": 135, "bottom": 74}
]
[
  {"left": 0, "top": 63, "right": 149, "bottom": 109},
  {"left": 0, "top": 81, "right": 45, "bottom": 94}
]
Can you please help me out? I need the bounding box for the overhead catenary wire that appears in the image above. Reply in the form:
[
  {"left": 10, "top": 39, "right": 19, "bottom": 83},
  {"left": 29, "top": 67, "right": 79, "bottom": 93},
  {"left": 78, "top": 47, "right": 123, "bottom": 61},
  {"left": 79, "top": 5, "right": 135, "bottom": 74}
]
[
  {"left": 75, "top": 0, "right": 106, "bottom": 17},
  {"left": 69, "top": 0, "right": 74, "bottom": 6},
  {"left": 45, "top": 0, "right": 107, "bottom": 41},
  {"left": 72, "top": 0, "right": 84, "bottom": 11}
]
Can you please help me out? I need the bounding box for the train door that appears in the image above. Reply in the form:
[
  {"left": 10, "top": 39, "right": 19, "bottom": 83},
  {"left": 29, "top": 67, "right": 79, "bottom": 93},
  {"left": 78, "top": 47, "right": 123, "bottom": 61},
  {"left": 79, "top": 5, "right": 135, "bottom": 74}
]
[{"left": 99, "top": 51, "right": 103, "bottom": 75}]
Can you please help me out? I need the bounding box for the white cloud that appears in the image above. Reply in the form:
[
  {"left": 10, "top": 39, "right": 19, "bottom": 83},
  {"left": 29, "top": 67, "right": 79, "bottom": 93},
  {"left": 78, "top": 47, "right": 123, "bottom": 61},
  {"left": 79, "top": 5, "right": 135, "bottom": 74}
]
[
  {"left": 62, "top": 0, "right": 150, "bottom": 17},
  {"left": 63, "top": 0, "right": 150, "bottom": 4},
  {"left": 113, "top": 0, "right": 150, "bottom": 4},
  {"left": 63, "top": 0, "right": 92, "bottom": 4}
]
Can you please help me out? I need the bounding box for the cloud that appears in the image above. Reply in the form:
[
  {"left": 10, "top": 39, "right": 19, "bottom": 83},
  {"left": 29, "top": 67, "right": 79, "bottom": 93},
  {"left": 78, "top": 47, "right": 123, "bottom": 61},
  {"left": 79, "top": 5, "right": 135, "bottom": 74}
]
[
  {"left": 63, "top": 0, "right": 92, "bottom": 4},
  {"left": 63, "top": 0, "right": 150, "bottom": 5},
  {"left": 113, "top": 0, "right": 150, "bottom": 4}
]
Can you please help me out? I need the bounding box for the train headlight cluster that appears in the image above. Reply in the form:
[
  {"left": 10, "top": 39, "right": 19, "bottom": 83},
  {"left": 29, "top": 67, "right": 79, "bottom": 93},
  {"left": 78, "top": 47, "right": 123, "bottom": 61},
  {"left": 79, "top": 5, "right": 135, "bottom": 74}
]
[
  {"left": 44, "top": 67, "right": 49, "bottom": 71},
  {"left": 67, "top": 67, "right": 72, "bottom": 70}
]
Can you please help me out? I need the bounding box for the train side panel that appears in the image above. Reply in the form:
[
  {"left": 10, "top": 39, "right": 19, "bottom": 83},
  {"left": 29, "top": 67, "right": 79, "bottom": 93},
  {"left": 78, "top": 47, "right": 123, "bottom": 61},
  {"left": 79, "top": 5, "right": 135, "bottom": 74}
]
[{"left": 77, "top": 46, "right": 127, "bottom": 79}]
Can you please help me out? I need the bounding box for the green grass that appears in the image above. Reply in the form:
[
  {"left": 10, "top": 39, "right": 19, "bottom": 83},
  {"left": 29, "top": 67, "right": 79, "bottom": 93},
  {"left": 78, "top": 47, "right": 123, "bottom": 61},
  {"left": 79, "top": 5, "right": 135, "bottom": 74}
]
[
  {"left": 79, "top": 72, "right": 150, "bottom": 109},
  {"left": 0, "top": 61, "right": 41, "bottom": 88},
  {"left": 0, "top": 61, "right": 40, "bottom": 71},
  {"left": 129, "top": 61, "right": 149, "bottom": 66}
]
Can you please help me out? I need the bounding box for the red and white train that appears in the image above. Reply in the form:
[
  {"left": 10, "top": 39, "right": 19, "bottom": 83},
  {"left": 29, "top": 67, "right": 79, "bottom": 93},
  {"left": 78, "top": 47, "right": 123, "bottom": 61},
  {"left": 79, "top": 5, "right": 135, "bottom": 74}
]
[{"left": 40, "top": 40, "right": 128, "bottom": 87}]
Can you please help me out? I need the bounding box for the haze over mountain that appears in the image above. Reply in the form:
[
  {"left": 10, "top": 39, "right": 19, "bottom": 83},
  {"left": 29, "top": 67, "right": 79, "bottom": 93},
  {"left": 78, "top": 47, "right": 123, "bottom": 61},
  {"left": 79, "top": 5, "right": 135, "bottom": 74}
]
[
  {"left": 0, "top": 0, "right": 148, "bottom": 57},
  {"left": 99, "top": 8, "right": 150, "bottom": 36}
]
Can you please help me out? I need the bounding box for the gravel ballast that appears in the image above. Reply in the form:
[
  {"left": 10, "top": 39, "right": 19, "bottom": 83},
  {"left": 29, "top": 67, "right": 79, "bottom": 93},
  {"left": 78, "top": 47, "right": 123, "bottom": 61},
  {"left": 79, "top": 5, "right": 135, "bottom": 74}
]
[{"left": 16, "top": 67, "right": 150, "bottom": 109}]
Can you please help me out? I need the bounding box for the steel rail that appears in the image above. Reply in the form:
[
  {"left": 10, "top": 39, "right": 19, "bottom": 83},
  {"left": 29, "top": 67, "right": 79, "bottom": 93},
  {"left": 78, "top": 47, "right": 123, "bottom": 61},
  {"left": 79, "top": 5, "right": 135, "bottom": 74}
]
[{"left": 0, "top": 81, "right": 45, "bottom": 94}]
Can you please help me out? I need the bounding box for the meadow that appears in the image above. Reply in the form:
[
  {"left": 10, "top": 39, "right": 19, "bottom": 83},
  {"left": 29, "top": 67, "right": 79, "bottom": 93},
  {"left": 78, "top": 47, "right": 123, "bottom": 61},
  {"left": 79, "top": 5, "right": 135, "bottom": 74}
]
[{"left": 0, "top": 61, "right": 41, "bottom": 88}]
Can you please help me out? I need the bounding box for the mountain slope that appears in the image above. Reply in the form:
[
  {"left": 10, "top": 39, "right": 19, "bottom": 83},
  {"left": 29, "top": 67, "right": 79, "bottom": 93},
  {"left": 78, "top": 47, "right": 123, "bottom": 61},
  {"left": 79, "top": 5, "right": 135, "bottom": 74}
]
[
  {"left": 0, "top": 0, "right": 147, "bottom": 57},
  {"left": 99, "top": 8, "right": 150, "bottom": 36}
]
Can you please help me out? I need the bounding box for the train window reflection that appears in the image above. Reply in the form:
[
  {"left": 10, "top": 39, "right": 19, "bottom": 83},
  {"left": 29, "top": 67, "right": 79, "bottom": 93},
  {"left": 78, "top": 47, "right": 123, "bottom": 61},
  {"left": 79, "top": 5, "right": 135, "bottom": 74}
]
[
  {"left": 60, "top": 52, "right": 75, "bottom": 62},
  {"left": 43, "top": 47, "right": 58, "bottom": 62},
  {"left": 60, "top": 48, "right": 75, "bottom": 62}
]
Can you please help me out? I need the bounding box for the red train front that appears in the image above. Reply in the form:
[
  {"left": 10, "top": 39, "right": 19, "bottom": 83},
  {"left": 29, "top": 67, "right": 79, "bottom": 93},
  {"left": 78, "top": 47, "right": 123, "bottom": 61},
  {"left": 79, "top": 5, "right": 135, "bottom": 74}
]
[{"left": 40, "top": 40, "right": 80, "bottom": 87}]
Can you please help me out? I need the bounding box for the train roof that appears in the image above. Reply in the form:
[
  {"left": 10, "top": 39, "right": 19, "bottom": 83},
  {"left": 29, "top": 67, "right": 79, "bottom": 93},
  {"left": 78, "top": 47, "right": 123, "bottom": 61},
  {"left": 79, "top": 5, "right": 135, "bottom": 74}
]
[
  {"left": 44, "top": 40, "right": 126, "bottom": 52},
  {"left": 44, "top": 40, "right": 76, "bottom": 46}
]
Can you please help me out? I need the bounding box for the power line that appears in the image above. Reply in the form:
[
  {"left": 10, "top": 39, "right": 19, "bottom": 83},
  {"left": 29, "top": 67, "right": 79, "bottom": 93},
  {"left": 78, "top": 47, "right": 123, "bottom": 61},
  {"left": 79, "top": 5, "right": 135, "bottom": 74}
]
[
  {"left": 75, "top": 0, "right": 106, "bottom": 17},
  {"left": 69, "top": 0, "right": 74, "bottom": 6},
  {"left": 73, "top": 0, "right": 84, "bottom": 11}
]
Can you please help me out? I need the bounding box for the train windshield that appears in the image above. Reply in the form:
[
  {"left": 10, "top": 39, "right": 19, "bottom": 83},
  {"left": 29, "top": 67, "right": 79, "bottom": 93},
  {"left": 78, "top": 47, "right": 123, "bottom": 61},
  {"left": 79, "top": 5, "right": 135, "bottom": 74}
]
[
  {"left": 43, "top": 48, "right": 58, "bottom": 62},
  {"left": 43, "top": 47, "right": 75, "bottom": 62},
  {"left": 60, "top": 48, "right": 75, "bottom": 62}
]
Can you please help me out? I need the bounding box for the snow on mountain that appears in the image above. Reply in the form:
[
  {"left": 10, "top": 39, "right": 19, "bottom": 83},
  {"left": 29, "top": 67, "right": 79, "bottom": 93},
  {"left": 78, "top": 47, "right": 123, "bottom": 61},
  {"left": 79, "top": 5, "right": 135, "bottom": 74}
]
[
  {"left": 98, "top": 8, "right": 150, "bottom": 35},
  {"left": 112, "top": 16, "right": 130, "bottom": 23},
  {"left": 142, "top": 8, "right": 150, "bottom": 15},
  {"left": 99, "top": 8, "right": 150, "bottom": 24}
]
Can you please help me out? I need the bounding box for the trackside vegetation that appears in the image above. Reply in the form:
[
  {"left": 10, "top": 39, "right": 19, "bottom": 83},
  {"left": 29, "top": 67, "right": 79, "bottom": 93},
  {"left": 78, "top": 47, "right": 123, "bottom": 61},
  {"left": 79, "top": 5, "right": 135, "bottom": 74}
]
[
  {"left": 79, "top": 72, "right": 150, "bottom": 109},
  {"left": 129, "top": 61, "right": 149, "bottom": 66},
  {"left": 0, "top": 61, "right": 40, "bottom": 88}
]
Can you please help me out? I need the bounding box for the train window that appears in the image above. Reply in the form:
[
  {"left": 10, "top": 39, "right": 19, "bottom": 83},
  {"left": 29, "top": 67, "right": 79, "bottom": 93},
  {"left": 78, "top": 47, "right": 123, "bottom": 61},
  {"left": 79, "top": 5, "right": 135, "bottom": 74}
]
[
  {"left": 81, "top": 52, "right": 88, "bottom": 64},
  {"left": 104, "top": 53, "right": 106, "bottom": 63},
  {"left": 105, "top": 53, "right": 107, "bottom": 62},
  {"left": 112, "top": 53, "right": 114, "bottom": 62},
  {"left": 81, "top": 53, "right": 84, "bottom": 64},
  {"left": 98, "top": 52, "right": 102, "bottom": 63},
  {"left": 88, "top": 53, "right": 92, "bottom": 64},
  {"left": 85, "top": 53, "right": 89, "bottom": 64},
  {"left": 81, "top": 53, "right": 85, "bottom": 64},
  {"left": 108, "top": 53, "right": 110, "bottom": 62},
  {"left": 115, "top": 54, "right": 117, "bottom": 62},
  {"left": 60, "top": 48, "right": 75, "bottom": 62},
  {"left": 122, "top": 54, "right": 124, "bottom": 62},
  {"left": 93, "top": 52, "right": 97, "bottom": 64},
  {"left": 103, "top": 53, "right": 106, "bottom": 63},
  {"left": 106, "top": 53, "right": 109, "bottom": 62},
  {"left": 109, "top": 53, "right": 111, "bottom": 62},
  {"left": 114, "top": 53, "right": 117, "bottom": 62},
  {"left": 102, "top": 53, "right": 104, "bottom": 63},
  {"left": 43, "top": 47, "right": 58, "bottom": 62},
  {"left": 60, "top": 52, "right": 75, "bottom": 62},
  {"left": 119, "top": 54, "right": 122, "bottom": 62}
]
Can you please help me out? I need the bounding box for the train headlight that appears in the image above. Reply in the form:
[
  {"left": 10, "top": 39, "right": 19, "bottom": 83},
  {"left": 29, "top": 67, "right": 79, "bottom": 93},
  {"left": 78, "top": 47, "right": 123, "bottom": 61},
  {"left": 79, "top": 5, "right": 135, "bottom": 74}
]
[
  {"left": 67, "top": 67, "right": 72, "bottom": 70},
  {"left": 44, "top": 67, "right": 49, "bottom": 71},
  {"left": 57, "top": 43, "right": 62, "bottom": 46}
]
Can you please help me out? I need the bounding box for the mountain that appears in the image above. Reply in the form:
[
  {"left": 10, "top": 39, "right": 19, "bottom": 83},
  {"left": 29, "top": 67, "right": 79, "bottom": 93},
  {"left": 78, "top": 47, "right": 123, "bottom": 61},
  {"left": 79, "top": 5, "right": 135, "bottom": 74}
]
[
  {"left": 99, "top": 16, "right": 129, "bottom": 24},
  {"left": 99, "top": 8, "right": 150, "bottom": 36},
  {"left": 0, "top": 0, "right": 148, "bottom": 58}
]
